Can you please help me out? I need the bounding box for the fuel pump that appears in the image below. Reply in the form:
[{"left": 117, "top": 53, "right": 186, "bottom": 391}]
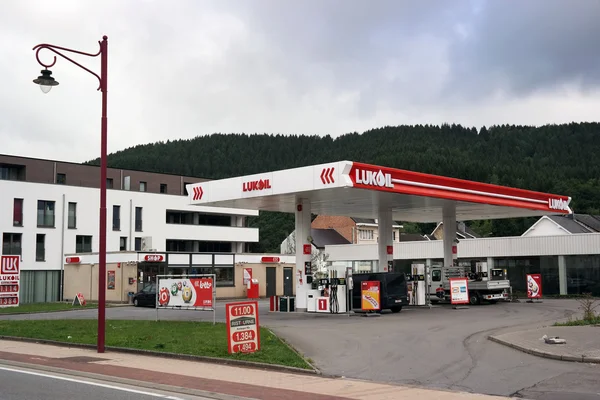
[
  {"left": 410, "top": 263, "right": 426, "bottom": 306},
  {"left": 329, "top": 270, "right": 339, "bottom": 313}
]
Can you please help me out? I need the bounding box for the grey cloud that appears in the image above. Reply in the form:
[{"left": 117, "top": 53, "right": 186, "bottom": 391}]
[{"left": 446, "top": 0, "right": 600, "bottom": 98}]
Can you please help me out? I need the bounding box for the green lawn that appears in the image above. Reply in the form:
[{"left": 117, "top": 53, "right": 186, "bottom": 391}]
[
  {"left": 554, "top": 317, "right": 600, "bottom": 326},
  {"left": 0, "top": 302, "right": 98, "bottom": 314},
  {"left": 0, "top": 319, "right": 312, "bottom": 369}
]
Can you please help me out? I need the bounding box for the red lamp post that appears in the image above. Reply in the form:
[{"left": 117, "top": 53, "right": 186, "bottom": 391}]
[{"left": 32, "top": 36, "right": 109, "bottom": 353}]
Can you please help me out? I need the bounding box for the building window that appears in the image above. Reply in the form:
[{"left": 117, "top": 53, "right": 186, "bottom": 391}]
[
  {"left": 13, "top": 198, "right": 23, "bottom": 227},
  {"left": 68, "top": 202, "right": 77, "bottom": 229},
  {"left": 2, "top": 233, "right": 22, "bottom": 256},
  {"left": 160, "top": 184, "right": 167, "bottom": 194},
  {"left": 120, "top": 237, "right": 127, "bottom": 251},
  {"left": 134, "top": 237, "right": 142, "bottom": 251},
  {"left": 37, "top": 200, "right": 56, "bottom": 228},
  {"left": 166, "top": 240, "right": 232, "bottom": 253},
  {"left": 393, "top": 231, "right": 396, "bottom": 241},
  {"left": 358, "top": 229, "right": 374, "bottom": 240},
  {"left": 166, "top": 210, "right": 231, "bottom": 226},
  {"left": 36, "top": 234, "right": 45, "bottom": 261},
  {"left": 140, "top": 181, "right": 147, "bottom": 192},
  {"left": 113, "top": 205, "right": 121, "bottom": 231},
  {"left": 75, "top": 235, "right": 92, "bottom": 253},
  {"left": 183, "top": 182, "right": 192, "bottom": 196},
  {"left": 0, "top": 163, "right": 26, "bottom": 181},
  {"left": 106, "top": 178, "right": 114, "bottom": 189},
  {"left": 135, "top": 207, "right": 143, "bottom": 232},
  {"left": 56, "top": 173, "right": 66, "bottom": 184}
]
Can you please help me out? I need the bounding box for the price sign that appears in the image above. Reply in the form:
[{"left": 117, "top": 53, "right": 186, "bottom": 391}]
[
  {"left": 0, "top": 256, "right": 20, "bottom": 308},
  {"left": 226, "top": 301, "right": 260, "bottom": 354}
]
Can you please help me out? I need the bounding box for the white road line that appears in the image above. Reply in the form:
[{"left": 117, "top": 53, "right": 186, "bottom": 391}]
[{"left": 0, "top": 365, "right": 185, "bottom": 399}]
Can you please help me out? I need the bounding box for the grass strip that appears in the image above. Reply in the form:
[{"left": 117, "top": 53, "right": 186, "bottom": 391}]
[
  {"left": 0, "top": 319, "right": 312, "bottom": 369},
  {"left": 0, "top": 302, "right": 99, "bottom": 314}
]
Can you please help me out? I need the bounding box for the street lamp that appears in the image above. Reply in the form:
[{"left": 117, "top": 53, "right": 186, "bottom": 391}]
[{"left": 32, "top": 36, "right": 109, "bottom": 353}]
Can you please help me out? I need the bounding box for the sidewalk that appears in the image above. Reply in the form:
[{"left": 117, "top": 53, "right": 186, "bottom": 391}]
[
  {"left": 0, "top": 339, "right": 510, "bottom": 400},
  {"left": 489, "top": 325, "right": 600, "bottom": 363}
]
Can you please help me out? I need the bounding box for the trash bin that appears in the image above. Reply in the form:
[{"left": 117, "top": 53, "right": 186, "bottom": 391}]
[
  {"left": 289, "top": 296, "right": 295, "bottom": 312},
  {"left": 127, "top": 291, "right": 134, "bottom": 305},
  {"left": 279, "top": 296, "right": 289, "bottom": 312}
]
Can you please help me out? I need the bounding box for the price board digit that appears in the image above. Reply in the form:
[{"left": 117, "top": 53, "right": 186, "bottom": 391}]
[{"left": 226, "top": 301, "right": 260, "bottom": 354}]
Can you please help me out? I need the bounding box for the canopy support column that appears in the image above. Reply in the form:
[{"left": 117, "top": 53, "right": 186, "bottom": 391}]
[
  {"left": 378, "top": 208, "right": 394, "bottom": 272},
  {"left": 443, "top": 202, "right": 457, "bottom": 268},
  {"left": 295, "top": 198, "right": 312, "bottom": 311}
]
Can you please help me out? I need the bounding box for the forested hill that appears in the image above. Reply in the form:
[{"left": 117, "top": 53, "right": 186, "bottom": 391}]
[{"left": 86, "top": 123, "right": 600, "bottom": 252}]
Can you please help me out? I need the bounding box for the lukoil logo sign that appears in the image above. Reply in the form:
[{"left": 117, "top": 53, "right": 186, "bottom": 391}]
[
  {"left": 355, "top": 169, "right": 394, "bottom": 188},
  {"left": 548, "top": 198, "right": 570, "bottom": 211},
  {"left": 243, "top": 179, "right": 271, "bottom": 192}
]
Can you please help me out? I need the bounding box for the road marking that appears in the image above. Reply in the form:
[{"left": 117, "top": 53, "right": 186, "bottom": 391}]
[{"left": 0, "top": 365, "right": 185, "bottom": 399}]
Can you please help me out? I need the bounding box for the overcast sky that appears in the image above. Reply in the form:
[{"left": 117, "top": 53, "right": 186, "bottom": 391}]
[{"left": 2, "top": 0, "right": 600, "bottom": 163}]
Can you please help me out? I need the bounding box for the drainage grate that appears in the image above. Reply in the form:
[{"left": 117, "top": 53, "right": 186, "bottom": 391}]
[{"left": 58, "top": 356, "right": 108, "bottom": 363}]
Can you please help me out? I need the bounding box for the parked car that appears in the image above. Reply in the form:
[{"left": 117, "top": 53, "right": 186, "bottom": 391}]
[{"left": 133, "top": 283, "right": 156, "bottom": 307}]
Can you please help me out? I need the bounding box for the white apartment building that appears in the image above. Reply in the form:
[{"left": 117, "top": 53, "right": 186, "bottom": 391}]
[{"left": 1, "top": 154, "right": 259, "bottom": 303}]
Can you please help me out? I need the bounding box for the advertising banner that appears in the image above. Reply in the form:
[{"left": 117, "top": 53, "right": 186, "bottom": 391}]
[
  {"left": 361, "top": 280, "right": 381, "bottom": 311},
  {"left": 157, "top": 277, "right": 214, "bottom": 309},
  {"left": 243, "top": 268, "right": 252, "bottom": 285},
  {"left": 449, "top": 277, "right": 469, "bottom": 305},
  {"left": 526, "top": 274, "right": 542, "bottom": 299},
  {"left": 0, "top": 255, "right": 20, "bottom": 308},
  {"left": 226, "top": 301, "right": 260, "bottom": 354},
  {"left": 107, "top": 270, "right": 115, "bottom": 290}
]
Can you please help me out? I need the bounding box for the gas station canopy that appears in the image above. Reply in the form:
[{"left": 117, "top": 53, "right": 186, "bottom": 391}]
[{"left": 186, "top": 161, "right": 572, "bottom": 223}]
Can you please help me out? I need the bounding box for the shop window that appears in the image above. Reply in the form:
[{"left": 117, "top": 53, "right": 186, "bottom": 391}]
[
  {"left": 75, "top": 235, "right": 92, "bottom": 253},
  {"left": 37, "top": 200, "right": 56, "bottom": 228},
  {"left": 214, "top": 266, "right": 234, "bottom": 286},
  {"left": 13, "top": 198, "right": 23, "bottom": 226}
]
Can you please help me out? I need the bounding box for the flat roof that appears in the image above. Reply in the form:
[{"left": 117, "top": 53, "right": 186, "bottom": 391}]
[{"left": 185, "top": 161, "right": 572, "bottom": 223}]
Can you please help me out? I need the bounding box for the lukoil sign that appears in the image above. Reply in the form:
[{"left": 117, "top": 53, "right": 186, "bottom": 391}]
[
  {"left": 243, "top": 179, "right": 271, "bottom": 192},
  {"left": 548, "top": 198, "right": 570, "bottom": 211},
  {"left": 355, "top": 169, "right": 394, "bottom": 188}
]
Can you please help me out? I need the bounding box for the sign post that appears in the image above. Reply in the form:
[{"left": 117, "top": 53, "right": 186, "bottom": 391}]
[
  {"left": 449, "top": 277, "right": 469, "bottom": 308},
  {"left": 526, "top": 273, "right": 543, "bottom": 303},
  {"left": 226, "top": 301, "right": 260, "bottom": 354},
  {"left": 0, "top": 256, "right": 20, "bottom": 308},
  {"left": 361, "top": 280, "right": 381, "bottom": 315},
  {"left": 156, "top": 274, "right": 217, "bottom": 324}
]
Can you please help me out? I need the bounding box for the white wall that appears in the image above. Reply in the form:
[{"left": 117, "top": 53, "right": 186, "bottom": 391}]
[
  {"left": 522, "top": 217, "right": 568, "bottom": 237},
  {"left": 1, "top": 180, "right": 259, "bottom": 272},
  {"left": 325, "top": 232, "right": 600, "bottom": 261}
]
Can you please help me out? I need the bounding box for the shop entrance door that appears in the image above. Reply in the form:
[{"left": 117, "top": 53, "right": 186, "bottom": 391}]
[
  {"left": 283, "top": 267, "right": 293, "bottom": 296},
  {"left": 266, "top": 267, "right": 276, "bottom": 297},
  {"left": 137, "top": 262, "right": 167, "bottom": 292}
]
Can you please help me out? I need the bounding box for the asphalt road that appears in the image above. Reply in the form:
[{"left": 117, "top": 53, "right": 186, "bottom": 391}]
[
  {"left": 2, "top": 299, "right": 600, "bottom": 399},
  {"left": 0, "top": 364, "right": 217, "bottom": 400}
]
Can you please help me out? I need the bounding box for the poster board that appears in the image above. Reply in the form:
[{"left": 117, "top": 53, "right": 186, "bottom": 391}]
[
  {"left": 526, "top": 274, "right": 542, "bottom": 299},
  {"left": 156, "top": 274, "right": 216, "bottom": 324},
  {"left": 361, "top": 280, "right": 381, "bottom": 311},
  {"left": 243, "top": 268, "right": 252, "bottom": 285},
  {"left": 107, "top": 270, "right": 116, "bottom": 290},
  {"left": 226, "top": 301, "right": 260, "bottom": 354},
  {"left": 449, "top": 277, "right": 469, "bottom": 305}
]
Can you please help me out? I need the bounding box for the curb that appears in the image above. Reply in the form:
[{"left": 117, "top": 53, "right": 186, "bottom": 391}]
[
  {"left": 488, "top": 335, "right": 600, "bottom": 364},
  {"left": 0, "top": 307, "right": 100, "bottom": 316},
  {"left": 0, "top": 335, "right": 320, "bottom": 375}
]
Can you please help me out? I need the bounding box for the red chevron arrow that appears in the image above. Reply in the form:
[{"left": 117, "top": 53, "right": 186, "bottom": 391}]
[
  {"left": 320, "top": 167, "right": 335, "bottom": 184},
  {"left": 193, "top": 186, "right": 204, "bottom": 200}
]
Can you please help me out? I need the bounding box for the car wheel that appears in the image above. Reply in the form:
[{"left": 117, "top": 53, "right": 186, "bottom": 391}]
[
  {"left": 469, "top": 292, "right": 481, "bottom": 305},
  {"left": 133, "top": 298, "right": 139, "bottom": 307},
  {"left": 391, "top": 306, "right": 402, "bottom": 313}
]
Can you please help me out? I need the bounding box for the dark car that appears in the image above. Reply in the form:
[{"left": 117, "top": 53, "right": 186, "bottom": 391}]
[
  {"left": 351, "top": 272, "right": 409, "bottom": 313},
  {"left": 133, "top": 283, "right": 156, "bottom": 307}
]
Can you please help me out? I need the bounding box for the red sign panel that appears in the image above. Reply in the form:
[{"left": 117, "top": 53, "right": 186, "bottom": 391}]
[
  {"left": 144, "top": 254, "right": 164, "bottom": 262},
  {"left": 261, "top": 256, "right": 280, "bottom": 263},
  {"left": 526, "top": 274, "right": 543, "bottom": 299},
  {"left": 386, "top": 245, "right": 393, "bottom": 255},
  {"left": 348, "top": 161, "right": 571, "bottom": 214},
  {"left": 318, "top": 298, "right": 328, "bottom": 311},
  {"left": 65, "top": 257, "right": 81, "bottom": 264},
  {"left": 303, "top": 244, "right": 312, "bottom": 255},
  {"left": 226, "top": 301, "right": 260, "bottom": 354},
  {"left": 0, "top": 256, "right": 20, "bottom": 308}
]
